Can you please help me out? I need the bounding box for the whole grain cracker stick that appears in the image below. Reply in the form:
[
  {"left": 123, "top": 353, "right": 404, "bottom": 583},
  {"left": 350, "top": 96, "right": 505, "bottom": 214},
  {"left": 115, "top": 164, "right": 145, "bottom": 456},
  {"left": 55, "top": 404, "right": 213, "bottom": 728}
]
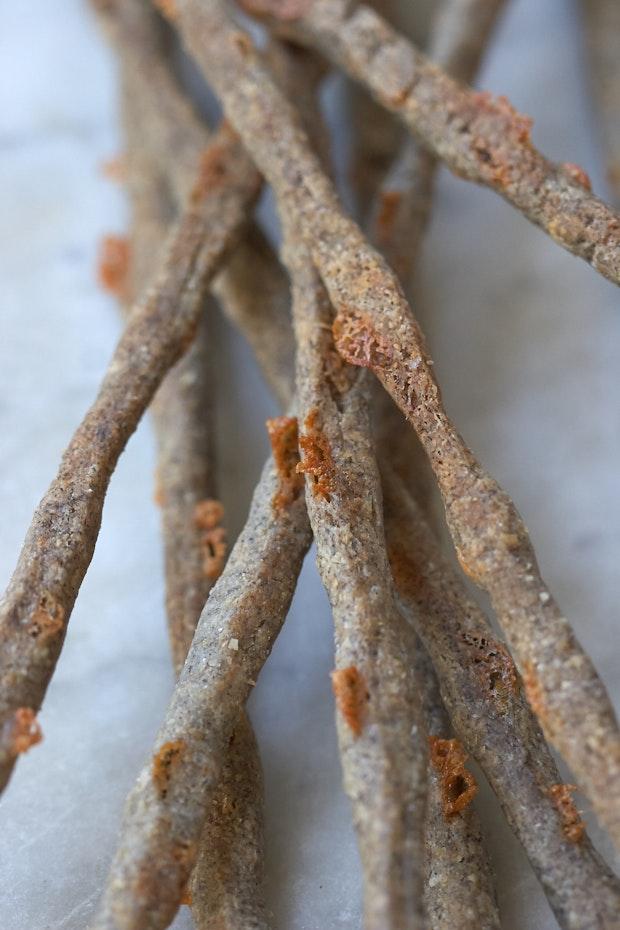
[
  {"left": 272, "top": 39, "right": 429, "bottom": 927},
  {"left": 212, "top": 228, "right": 294, "bottom": 409},
  {"left": 361, "top": 10, "right": 502, "bottom": 925},
  {"left": 365, "top": 12, "right": 507, "bottom": 923},
  {"left": 286, "top": 235, "right": 428, "bottom": 930},
  {"left": 90, "top": 439, "right": 311, "bottom": 930},
  {"left": 276, "top": 44, "right": 495, "bottom": 921},
  {"left": 95, "top": 4, "right": 271, "bottom": 926},
  {"left": 244, "top": 34, "right": 475, "bottom": 925},
  {"left": 580, "top": 0, "right": 620, "bottom": 205},
  {"left": 347, "top": 0, "right": 438, "bottom": 222},
  {"left": 163, "top": 0, "right": 620, "bottom": 852},
  {"left": 381, "top": 465, "right": 620, "bottom": 930},
  {"left": 188, "top": 711, "right": 267, "bottom": 927},
  {"left": 414, "top": 646, "right": 500, "bottom": 930},
  {"left": 242, "top": 0, "right": 620, "bottom": 287},
  {"left": 0, "top": 121, "right": 260, "bottom": 794}
]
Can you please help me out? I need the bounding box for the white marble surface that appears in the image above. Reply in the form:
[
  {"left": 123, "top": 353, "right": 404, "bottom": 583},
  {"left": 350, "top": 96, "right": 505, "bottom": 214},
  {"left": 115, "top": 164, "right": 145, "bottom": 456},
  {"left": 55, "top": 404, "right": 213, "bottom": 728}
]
[{"left": 0, "top": 1, "right": 619, "bottom": 928}]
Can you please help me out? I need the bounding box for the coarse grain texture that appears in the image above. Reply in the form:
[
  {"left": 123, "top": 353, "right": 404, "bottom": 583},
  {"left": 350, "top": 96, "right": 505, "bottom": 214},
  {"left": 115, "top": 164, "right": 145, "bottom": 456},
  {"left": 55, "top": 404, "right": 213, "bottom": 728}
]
[
  {"left": 165, "top": 0, "right": 620, "bottom": 848},
  {"left": 286, "top": 231, "right": 428, "bottom": 930},
  {"left": 189, "top": 713, "right": 268, "bottom": 930},
  {"left": 242, "top": 0, "right": 620, "bottom": 286},
  {"left": 581, "top": 0, "right": 620, "bottom": 204},
  {"left": 382, "top": 465, "right": 620, "bottom": 930},
  {"left": 96, "top": 4, "right": 272, "bottom": 927},
  {"left": 0, "top": 116, "right": 260, "bottom": 794},
  {"left": 89, "top": 449, "right": 312, "bottom": 930}
]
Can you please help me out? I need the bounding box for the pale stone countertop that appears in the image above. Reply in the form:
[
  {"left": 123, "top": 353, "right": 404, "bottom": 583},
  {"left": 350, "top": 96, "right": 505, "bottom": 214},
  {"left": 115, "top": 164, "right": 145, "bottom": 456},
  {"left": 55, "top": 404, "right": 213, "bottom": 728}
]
[{"left": 0, "top": 1, "right": 619, "bottom": 928}]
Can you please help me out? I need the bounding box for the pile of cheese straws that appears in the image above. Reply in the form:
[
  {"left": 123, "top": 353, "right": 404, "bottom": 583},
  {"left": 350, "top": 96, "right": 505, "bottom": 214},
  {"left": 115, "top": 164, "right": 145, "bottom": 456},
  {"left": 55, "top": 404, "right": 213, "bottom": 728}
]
[{"left": 1, "top": 1, "right": 620, "bottom": 928}]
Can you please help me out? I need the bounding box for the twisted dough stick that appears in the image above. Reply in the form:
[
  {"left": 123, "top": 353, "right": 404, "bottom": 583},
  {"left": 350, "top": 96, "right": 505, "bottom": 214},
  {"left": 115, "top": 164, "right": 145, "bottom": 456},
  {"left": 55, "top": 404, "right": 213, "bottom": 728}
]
[
  {"left": 0, "top": 119, "right": 260, "bottom": 793},
  {"left": 363, "top": 6, "right": 506, "bottom": 925},
  {"left": 274, "top": 37, "right": 433, "bottom": 927},
  {"left": 89, "top": 442, "right": 311, "bottom": 929},
  {"left": 272, "top": 39, "right": 429, "bottom": 928},
  {"left": 287, "top": 233, "right": 428, "bottom": 930}
]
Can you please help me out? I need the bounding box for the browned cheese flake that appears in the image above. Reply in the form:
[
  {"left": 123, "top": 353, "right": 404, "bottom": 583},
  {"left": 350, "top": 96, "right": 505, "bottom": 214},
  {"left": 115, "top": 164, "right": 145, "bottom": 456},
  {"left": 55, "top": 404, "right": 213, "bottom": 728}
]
[
  {"left": 548, "top": 783, "right": 585, "bottom": 843},
  {"left": 297, "top": 409, "right": 336, "bottom": 500},
  {"left": 429, "top": 736, "right": 478, "bottom": 817},
  {"left": 331, "top": 666, "right": 369, "bottom": 737},
  {"left": 266, "top": 416, "right": 303, "bottom": 510}
]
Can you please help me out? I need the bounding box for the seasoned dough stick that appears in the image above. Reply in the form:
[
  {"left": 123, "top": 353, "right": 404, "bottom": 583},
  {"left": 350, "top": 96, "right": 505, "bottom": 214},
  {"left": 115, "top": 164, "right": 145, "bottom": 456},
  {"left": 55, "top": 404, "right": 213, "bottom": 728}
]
[
  {"left": 382, "top": 466, "right": 620, "bottom": 930},
  {"left": 90, "top": 442, "right": 312, "bottom": 930},
  {"left": 288, "top": 233, "right": 428, "bottom": 930},
  {"left": 0, "top": 119, "right": 260, "bottom": 793}
]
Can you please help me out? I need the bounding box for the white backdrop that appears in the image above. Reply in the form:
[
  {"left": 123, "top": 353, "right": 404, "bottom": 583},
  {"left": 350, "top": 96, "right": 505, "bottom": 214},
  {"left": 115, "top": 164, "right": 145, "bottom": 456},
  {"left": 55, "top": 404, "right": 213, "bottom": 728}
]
[{"left": 0, "top": 1, "right": 619, "bottom": 928}]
